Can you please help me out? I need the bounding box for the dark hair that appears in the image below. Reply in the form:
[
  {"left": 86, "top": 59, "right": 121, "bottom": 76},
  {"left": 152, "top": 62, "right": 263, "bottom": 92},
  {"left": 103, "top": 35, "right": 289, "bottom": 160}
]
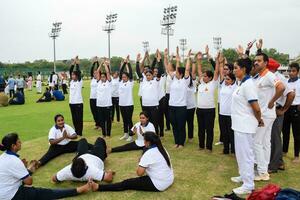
[
  {"left": 225, "top": 63, "right": 234, "bottom": 72},
  {"left": 71, "top": 158, "right": 87, "bottom": 178},
  {"left": 204, "top": 70, "right": 214, "bottom": 79},
  {"left": 54, "top": 114, "right": 64, "bottom": 122},
  {"left": 145, "top": 69, "right": 153, "bottom": 75},
  {"left": 236, "top": 58, "right": 253, "bottom": 75},
  {"left": 144, "top": 65, "right": 150, "bottom": 70},
  {"left": 177, "top": 67, "right": 185, "bottom": 78},
  {"left": 45, "top": 87, "right": 49, "bottom": 91},
  {"left": 139, "top": 111, "right": 150, "bottom": 119},
  {"left": 226, "top": 72, "right": 236, "bottom": 83},
  {"left": 0, "top": 133, "right": 19, "bottom": 151},
  {"left": 100, "top": 72, "right": 107, "bottom": 77},
  {"left": 143, "top": 132, "right": 171, "bottom": 167},
  {"left": 122, "top": 72, "right": 129, "bottom": 78},
  {"left": 72, "top": 71, "right": 81, "bottom": 78},
  {"left": 290, "top": 62, "right": 300, "bottom": 72},
  {"left": 256, "top": 52, "right": 269, "bottom": 63}
]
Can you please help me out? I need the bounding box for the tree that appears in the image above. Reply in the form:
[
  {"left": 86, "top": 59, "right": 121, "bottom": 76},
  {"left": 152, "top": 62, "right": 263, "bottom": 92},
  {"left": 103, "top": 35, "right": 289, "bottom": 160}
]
[{"left": 222, "top": 48, "right": 239, "bottom": 64}]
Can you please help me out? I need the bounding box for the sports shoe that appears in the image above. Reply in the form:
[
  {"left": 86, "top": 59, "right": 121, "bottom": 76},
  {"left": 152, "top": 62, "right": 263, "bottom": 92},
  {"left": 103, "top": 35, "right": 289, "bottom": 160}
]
[
  {"left": 119, "top": 133, "right": 128, "bottom": 140},
  {"left": 231, "top": 176, "right": 243, "bottom": 183},
  {"left": 215, "top": 141, "right": 223, "bottom": 146},
  {"left": 126, "top": 136, "right": 133, "bottom": 142},
  {"left": 254, "top": 173, "right": 270, "bottom": 181},
  {"left": 232, "top": 186, "right": 252, "bottom": 195}
]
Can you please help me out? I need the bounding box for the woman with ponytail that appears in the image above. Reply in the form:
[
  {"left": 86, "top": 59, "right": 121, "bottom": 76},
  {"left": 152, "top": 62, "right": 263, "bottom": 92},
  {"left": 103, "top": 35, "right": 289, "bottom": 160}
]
[
  {"left": 0, "top": 133, "right": 91, "bottom": 200},
  {"left": 90, "top": 132, "right": 174, "bottom": 192}
]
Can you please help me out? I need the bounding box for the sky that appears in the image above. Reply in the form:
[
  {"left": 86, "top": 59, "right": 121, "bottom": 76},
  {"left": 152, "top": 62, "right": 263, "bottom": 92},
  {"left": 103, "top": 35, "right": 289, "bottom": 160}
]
[{"left": 0, "top": 0, "right": 300, "bottom": 63}]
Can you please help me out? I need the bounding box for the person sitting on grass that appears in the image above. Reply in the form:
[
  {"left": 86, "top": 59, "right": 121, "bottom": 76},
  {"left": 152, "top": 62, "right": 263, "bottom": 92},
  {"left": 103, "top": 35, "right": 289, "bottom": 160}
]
[
  {"left": 107, "top": 112, "right": 155, "bottom": 153},
  {"left": 89, "top": 132, "right": 174, "bottom": 192},
  {"left": 0, "top": 133, "right": 91, "bottom": 200},
  {"left": 36, "top": 87, "right": 52, "bottom": 103},
  {"left": 28, "top": 114, "right": 81, "bottom": 171},
  {"left": 0, "top": 91, "right": 9, "bottom": 107},
  {"left": 52, "top": 137, "right": 115, "bottom": 183},
  {"left": 52, "top": 87, "right": 65, "bottom": 101},
  {"left": 9, "top": 91, "right": 24, "bottom": 105}
]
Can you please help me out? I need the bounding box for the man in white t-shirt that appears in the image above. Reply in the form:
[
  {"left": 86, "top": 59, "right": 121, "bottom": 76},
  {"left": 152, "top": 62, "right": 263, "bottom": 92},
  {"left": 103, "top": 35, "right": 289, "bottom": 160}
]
[
  {"left": 52, "top": 137, "right": 114, "bottom": 183},
  {"left": 252, "top": 52, "right": 285, "bottom": 181}
]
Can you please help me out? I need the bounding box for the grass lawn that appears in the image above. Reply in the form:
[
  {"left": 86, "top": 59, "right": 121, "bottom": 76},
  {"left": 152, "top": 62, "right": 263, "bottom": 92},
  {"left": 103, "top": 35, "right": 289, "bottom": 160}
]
[{"left": 0, "top": 80, "right": 299, "bottom": 200}]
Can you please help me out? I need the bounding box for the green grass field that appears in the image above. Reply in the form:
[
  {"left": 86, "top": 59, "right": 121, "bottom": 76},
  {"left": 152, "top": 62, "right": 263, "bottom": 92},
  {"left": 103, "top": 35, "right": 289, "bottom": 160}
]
[{"left": 0, "top": 81, "right": 299, "bottom": 200}]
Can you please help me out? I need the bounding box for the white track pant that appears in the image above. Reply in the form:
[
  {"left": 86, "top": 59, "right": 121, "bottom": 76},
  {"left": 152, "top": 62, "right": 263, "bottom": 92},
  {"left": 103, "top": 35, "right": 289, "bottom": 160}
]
[
  {"left": 36, "top": 81, "right": 42, "bottom": 93},
  {"left": 234, "top": 131, "right": 255, "bottom": 190},
  {"left": 254, "top": 118, "right": 275, "bottom": 175}
]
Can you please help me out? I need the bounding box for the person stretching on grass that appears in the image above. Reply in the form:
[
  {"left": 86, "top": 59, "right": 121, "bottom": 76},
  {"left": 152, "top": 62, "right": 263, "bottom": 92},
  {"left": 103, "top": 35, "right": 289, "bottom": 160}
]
[{"left": 0, "top": 133, "right": 91, "bottom": 200}]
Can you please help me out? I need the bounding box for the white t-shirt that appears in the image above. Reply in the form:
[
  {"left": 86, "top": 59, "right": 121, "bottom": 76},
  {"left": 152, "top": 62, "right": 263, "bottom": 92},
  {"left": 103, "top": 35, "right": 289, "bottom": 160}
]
[
  {"left": 165, "top": 74, "right": 173, "bottom": 94},
  {"left": 96, "top": 80, "right": 112, "bottom": 107},
  {"left": 231, "top": 77, "right": 259, "bottom": 134},
  {"left": 0, "top": 152, "right": 30, "bottom": 200},
  {"left": 37, "top": 74, "right": 42, "bottom": 81},
  {"left": 111, "top": 78, "right": 119, "bottom": 98},
  {"left": 169, "top": 75, "right": 190, "bottom": 107},
  {"left": 131, "top": 122, "right": 155, "bottom": 147},
  {"left": 138, "top": 74, "right": 146, "bottom": 97},
  {"left": 90, "top": 78, "right": 98, "bottom": 99},
  {"left": 158, "top": 75, "right": 167, "bottom": 100},
  {"left": 287, "top": 78, "right": 300, "bottom": 106},
  {"left": 186, "top": 80, "right": 197, "bottom": 109},
  {"left": 219, "top": 82, "right": 237, "bottom": 116},
  {"left": 139, "top": 147, "right": 174, "bottom": 191},
  {"left": 52, "top": 74, "right": 58, "bottom": 85},
  {"left": 48, "top": 124, "right": 77, "bottom": 145},
  {"left": 119, "top": 80, "right": 134, "bottom": 106},
  {"left": 197, "top": 79, "right": 218, "bottom": 109},
  {"left": 253, "top": 70, "right": 280, "bottom": 119},
  {"left": 56, "top": 154, "right": 104, "bottom": 182},
  {"left": 141, "top": 79, "right": 159, "bottom": 106},
  {"left": 69, "top": 80, "right": 83, "bottom": 104},
  {"left": 275, "top": 71, "right": 292, "bottom": 107}
]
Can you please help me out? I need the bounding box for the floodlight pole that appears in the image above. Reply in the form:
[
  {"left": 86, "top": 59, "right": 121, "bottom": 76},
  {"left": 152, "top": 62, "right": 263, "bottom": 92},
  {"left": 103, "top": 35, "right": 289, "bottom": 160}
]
[{"left": 49, "top": 22, "right": 62, "bottom": 73}]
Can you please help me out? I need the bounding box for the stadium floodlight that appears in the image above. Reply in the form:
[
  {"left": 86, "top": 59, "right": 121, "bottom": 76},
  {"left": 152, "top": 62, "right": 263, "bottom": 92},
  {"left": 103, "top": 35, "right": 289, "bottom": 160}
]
[
  {"left": 179, "top": 39, "right": 187, "bottom": 62},
  {"left": 142, "top": 41, "right": 150, "bottom": 53},
  {"left": 102, "top": 13, "right": 118, "bottom": 60},
  {"left": 49, "top": 22, "right": 62, "bottom": 73},
  {"left": 213, "top": 37, "right": 222, "bottom": 51}
]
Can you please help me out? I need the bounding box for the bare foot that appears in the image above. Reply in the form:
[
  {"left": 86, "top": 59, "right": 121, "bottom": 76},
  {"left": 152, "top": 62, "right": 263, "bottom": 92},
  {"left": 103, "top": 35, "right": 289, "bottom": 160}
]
[
  {"left": 89, "top": 180, "right": 99, "bottom": 192},
  {"left": 106, "top": 147, "right": 112, "bottom": 154},
  {"left": 173, "top": 144, "right": 178, "bottom": 148},
  {"left": 177, "top": 145, "right": 184, "bottom": 149},
  {"left": 76, "top": 182, "right": 91, "bottom": 194},
  {"left": 292, "top": 157, "right": 300, "bottom": 163}
]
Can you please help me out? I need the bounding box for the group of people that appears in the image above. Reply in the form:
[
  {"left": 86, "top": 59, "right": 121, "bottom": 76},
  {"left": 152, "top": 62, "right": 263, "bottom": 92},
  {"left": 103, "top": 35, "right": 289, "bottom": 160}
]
[{"left": 1, "top": 38, "right": 300, "bottom": 199}]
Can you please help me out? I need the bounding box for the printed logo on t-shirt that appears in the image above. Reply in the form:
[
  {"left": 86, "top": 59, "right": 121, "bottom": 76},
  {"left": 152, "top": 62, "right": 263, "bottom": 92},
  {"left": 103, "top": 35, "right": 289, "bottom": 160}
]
[{"left": 205, "top": 87, "right": 208, "bottom": 92}]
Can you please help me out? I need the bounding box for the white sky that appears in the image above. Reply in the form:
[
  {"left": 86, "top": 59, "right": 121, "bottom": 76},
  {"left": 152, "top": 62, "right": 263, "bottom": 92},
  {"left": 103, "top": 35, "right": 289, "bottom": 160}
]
[{"left": 0, "top": 0, "right": 300, "bottom": 63}]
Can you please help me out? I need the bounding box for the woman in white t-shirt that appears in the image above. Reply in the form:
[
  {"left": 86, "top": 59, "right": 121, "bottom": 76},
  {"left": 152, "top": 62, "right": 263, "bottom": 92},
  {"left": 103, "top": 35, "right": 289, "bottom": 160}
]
[
  {"left": 111, "top": 71, "right": 120, "bottom": 122},
  {"left": 118, "top": 56, "right": 135, "bottom": 141},
  {"left": 90, "top": 58, "right": 100, "bottom": 129},
  {"left": 230, "top": 57, "right": 263, "bottom": 195},
  {"left": 90, "top": 132, "right": 174, "bottom": 192},
  {"left": 0, "top": 133, "right": 91, "bottom": 200},
  {"left": 109, "top": 112, "right": 155, "bottom": 153},
  {"left": 196, "top": 50, "right": 219, "bottom": 151},
  {"left": 69, "top": 56, "right": 84, "bottom": 136},
  {"left": 95, "top": 60, "right": 112, "bottom": 138},
  {"left": 219, "top": 68, "right": 237, "bottom": 154}
]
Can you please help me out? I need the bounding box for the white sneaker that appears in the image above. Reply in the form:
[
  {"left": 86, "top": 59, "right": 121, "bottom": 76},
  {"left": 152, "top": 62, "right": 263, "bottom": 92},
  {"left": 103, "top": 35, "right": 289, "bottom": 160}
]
[
  {"left": 126, "top": 136, "right": 133, "bottom": 142},
  {"left": 119, "top": 133, "right": 129, "bottom": 140},
  {"left": 254, "top": 173, "right": 270, "bottom": 181},
  {"left": 214, "top": 141, "right": 223, "bottom": 146},
  {"left": 231, "top": 176, "right": 243, "bottom": 183},
  {"left": 233, "top": 186, "right": 252, "bottom": 195}
]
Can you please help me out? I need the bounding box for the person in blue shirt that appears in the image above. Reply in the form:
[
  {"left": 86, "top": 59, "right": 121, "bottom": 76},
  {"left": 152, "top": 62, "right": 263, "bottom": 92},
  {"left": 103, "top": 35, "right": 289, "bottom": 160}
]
[
  {"left": 0, "top": 75, "right": 6, "bottom": 93},
  {"left": 36, "top": 87, "right": 52, "bottom": 103},
  {"left": 52, "top": 88, "right": 65, "bottom": 101},
  {"left": 7, "top": 76, "right": 16, "bottom": 97},
  {"left": 9, "top": 91, "right": 25, "bottom": 105}
]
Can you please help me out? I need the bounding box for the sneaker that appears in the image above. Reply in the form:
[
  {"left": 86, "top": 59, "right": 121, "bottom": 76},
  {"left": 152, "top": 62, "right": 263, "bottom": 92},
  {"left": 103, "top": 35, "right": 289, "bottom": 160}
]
[
  {"left": 126, "top": 136, "right": 133, "bottom": 142},
  {"left": 254, "top": 173, "right": 270, "bottom": 181},
  {"left": 215, "top": 142, "right": 223, "bottom": 146},
  {"left": 232, "top": 186, "right": 252, "bottom": 195},
  {"left": 231, "top": 176, "right": 243, "bottom": 183},
  {"left": 119, "top": 133, "right": 128, "bottom": 140}
]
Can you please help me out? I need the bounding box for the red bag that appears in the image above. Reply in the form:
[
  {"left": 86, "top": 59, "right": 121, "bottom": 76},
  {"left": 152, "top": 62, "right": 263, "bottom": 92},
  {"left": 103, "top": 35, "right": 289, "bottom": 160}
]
[{"left": 247, "top": 184, "right": 281, "bottom": 200}]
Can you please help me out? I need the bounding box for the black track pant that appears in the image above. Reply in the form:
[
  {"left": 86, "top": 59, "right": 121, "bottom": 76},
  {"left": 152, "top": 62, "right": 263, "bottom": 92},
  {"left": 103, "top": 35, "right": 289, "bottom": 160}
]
[
  {"left": 12, "top": 185, "right": 78, "bottom": 200},
  {"left": 69, "top": 103, "right": 83, "bottom": 136},
  {"left": 169, "top": 106, "right": 187, "bottom": 146},
  {"left": 9, "top": 89, "right": 15, "bottom": 98},
  {"left": 77, "top": 138, "right": 107, "bottom": 161},
  {"left": 158, "top": 97, "right": 166, "bottom": 137},
  {"left": 142, "top": 106, "right": 159, "bottom": 135},
  {"left": 196, "top": 108, "right": 215, "bottom": 150},
  {"left": 165, "top": 93, "right": 171, "bottom": 130},
  {"left": 218, "top": 104, "right": 224, "bottom": 143},
  {"left": 97, "top": 106, "right": 112, "bottom": 137},
  {"left": 89, "top": 99, "right": 98, "bottom": 126},
  {"left": 39, "top": 141, "right": 79, "bottom": 166},
  {"left": 112, "top": 97, "right": 120, "bottom": 122},
  {"left": 282, "top": 105, "right": 300, "bottom": 157},
  {"left": 111, "top": 141, "right": 143, "bottom": 153},
  {"left": 120, "top": 105, "right": 134, "bottom": 136},
  {"left": 98, "top": 176, "right": 159, "bottom": 192},
  {"left": 62, "top": 84, "right": 68, "bottom": 94},
  {"left": 219, "top": 114, "right": 235, "bottom": 154},
  {"left": 186, "top": 108, "right": 195, "bottom": 139}
]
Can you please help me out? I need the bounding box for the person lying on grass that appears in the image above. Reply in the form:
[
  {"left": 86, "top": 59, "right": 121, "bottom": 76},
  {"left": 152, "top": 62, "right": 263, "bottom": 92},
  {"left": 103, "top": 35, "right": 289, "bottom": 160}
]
[
  {"left": 52, "top": 137, "right": 115, "bottom": 183},
  {"left": 0, "top": 133, "right": 91, "bottom": 200},
  {"left": 107, "top": 111, "right": 155, "bottom": 153},
  {"left": 89, "top": 132, "right": 174, "bottom": 192}
]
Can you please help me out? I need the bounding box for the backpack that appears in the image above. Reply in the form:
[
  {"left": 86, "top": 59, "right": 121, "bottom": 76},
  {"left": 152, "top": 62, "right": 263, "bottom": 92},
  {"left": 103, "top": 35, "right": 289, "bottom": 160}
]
[
  {"left": 275, "top": 188, "right": 300, "bottom": 200},
  {"left": 247, "top": 184, "right": 281, "bottom": 200}
]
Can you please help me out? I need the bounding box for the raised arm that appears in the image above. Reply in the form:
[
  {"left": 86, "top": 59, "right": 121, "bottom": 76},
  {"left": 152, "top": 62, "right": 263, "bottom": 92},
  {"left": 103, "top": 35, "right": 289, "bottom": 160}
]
[
  {"left": 74, "top": 56, "right": 82, "bottom": 81},
  {"left": 140, "top": 52, "right": 147, "bottom": 72},
  {"left": 127, "top": 59, "right": 133, "bottom": 81},
  {"left": 185, "top": 49, "right": 192, "bottom": 78},
  {"left": 156, "top": 50, "right": 164, "bottom": 77},
  {"left": 104, "top": 59, "right": 111, "bottom": 81},
  {"left": 256, "top": 39, "right": 263, "bottom": 54},
  {"left": 136, "top": 53, "right": 143, "bottom": 79},
  {"left": 196, "top": 52, "right": 203, "bottom": 78},
  {"left": 176, "top": 46, "right": 180, "bottom": 69},
  {"left": 95, "top": 60, "right": 103, "bottom": 81},
  {"left": 213, "top": 52, "right": 220, "bottom": 81},
  {"left": 119, "top": 59, "right": 126, "bottom": 80}
]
